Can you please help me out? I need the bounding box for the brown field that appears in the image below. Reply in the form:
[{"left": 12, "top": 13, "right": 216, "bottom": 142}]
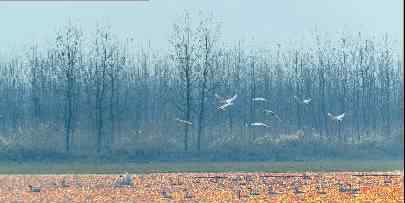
[{"left": 0, "top": 172, "right": 403, "bottom": 203}]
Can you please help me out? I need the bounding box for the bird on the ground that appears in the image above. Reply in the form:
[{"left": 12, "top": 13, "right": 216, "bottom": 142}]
[
  {"left": 294, "top": 186, "right": 305, "bottom": 195},
  {"left": 61, "top": 178, "right": 69, "bottom": 187},
  {"left": 249, "top": 188, "right": 260, "bottom": 196},
  {"left": 185, "top": 191, "right": 193, "bottom": 199},
  {"left": 294, "top": 96, "right": 312, "bottom": 104},
  {"left": 316, "top": 184, "right": 326, "bottom": 193},
  {"left": 161, "top": 190, "right": 172, "bottom": 199},
  {"left": 175, "top": 118, "right": 192, "bottom": 126},
  {"left": 122, "top": 172, "right": 133, "bottom": 185},
  {"left": 115, "top": 171, "right": 134, "bottom": 187},
  {"left": 28, "top": 185, "right": 41, "bottom": 192},
  {"left": 250, "top": 122, "right": 270, "bottom": 128},
  {"left": 327, "top": 112, "right": 345, "bottom": 122},
  {"left": 267, "top": 186, "right": 280, "bottom": 197},
  {"left": 338, "top": 183, "right": 351, "bottom": 192},
  {"left": 351, "top": 187, "right": 360, "bottom": 195},
  {"left": 384, "top": 176, "right": 392, "bottom": 185}
]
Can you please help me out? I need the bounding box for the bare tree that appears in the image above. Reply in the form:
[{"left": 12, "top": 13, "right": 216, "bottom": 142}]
[
  {"left": 195, "top": 15, "right": 220, "bottom": 152},
  {"left": 0, "top": 18, "right": 402, "bottom": 159},
  {"left": 92, "top": 26, "right": 116, "bottom": 154},
  {"left": 170, "top": 12, "right": 198, "bottom": 152},
  {"left": 55, "top": 24, "right": 82, "bottom": 153}
]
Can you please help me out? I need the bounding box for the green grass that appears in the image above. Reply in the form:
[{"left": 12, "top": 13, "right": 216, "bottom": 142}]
[{"left": 0, "top": 160, "right": 402, "bottom": 174}]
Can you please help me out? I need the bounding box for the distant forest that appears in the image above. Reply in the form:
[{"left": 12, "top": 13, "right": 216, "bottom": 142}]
[{"left": 0, "top": 14, "right": 403, "bottom": 161}]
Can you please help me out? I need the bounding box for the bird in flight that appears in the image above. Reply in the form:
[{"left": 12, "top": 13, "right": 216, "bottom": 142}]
[
  {"left": 175, "top": 118, "right": 193, "bottom": 125},
  {"left": 264, "top": 109, "right": 282, "bottom": 121},
  {"left": 294, "top": 96, "right": 312, "bottom": 105},
  {"left": 327, "top": 112, "right": 345, "bottom": 122},
  {"left": 215, "top": 94, "right": 237, "bottom": 111},
  {"left": 250, "top": 122, "right": 271, "bottom": 128},
  {"left": 252, "top": 97, "right": 267, "bottom": 102},
  {"left": 216, "top": 94, "right": 238, "bottom": 104},
  {"left": 218, "top": 102, "right": 234, "bottom": 111}
]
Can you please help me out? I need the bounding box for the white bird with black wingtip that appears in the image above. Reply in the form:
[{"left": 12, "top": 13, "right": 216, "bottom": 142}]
[
  {"left": 294, "top": 96, "right": 312, "bottom": 105},
  {"left": 215, "top": 94, "right": 238, "bottom": 111},
  {"left": 327, "top": 112, "right": 345, "bottom": 122}
]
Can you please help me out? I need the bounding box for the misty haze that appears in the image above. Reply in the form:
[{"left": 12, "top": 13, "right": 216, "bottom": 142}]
[{"left": 0, "top": 1, "right": 403, "bottom": 202}]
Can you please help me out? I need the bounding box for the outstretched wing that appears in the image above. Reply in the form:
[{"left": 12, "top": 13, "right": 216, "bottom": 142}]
[
  {"left": 327, "top": 113, "right": 335, "bottom": 119},
  {"left": 336, "top": 113, "right": 345, "bottom": 120},
  {"left": 250, "top": 122, "right": 270, "bottom": 127},
  {"left": 228, "top": 94, "right": 238, "bottom": 103},
  {"left": 175, "top": 118, "right": 192, "bottom": 125},
  {"left": 253, "top": 97, "right": 267, "bottom": 101},
  {"left": 218, "top": 102, "right": 233, "bottom": 111}
]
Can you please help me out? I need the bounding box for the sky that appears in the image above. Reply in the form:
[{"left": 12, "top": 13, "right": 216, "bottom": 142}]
[{"left": 0, "top": 0, "right": 403, "bottom": 56}]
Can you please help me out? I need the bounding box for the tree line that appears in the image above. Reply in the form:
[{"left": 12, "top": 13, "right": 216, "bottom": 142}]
[{"left": 0, "top": 14, "right": 403, "bottom": 160}]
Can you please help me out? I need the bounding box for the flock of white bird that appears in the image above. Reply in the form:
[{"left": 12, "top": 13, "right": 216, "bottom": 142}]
[{"left": 175, "top": 93, "right": 345, "bottom": 128}]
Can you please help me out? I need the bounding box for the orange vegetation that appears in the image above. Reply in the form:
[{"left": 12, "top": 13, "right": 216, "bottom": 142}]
[{"left": 0, "top": 172, "right": 403, "bottom": 202}]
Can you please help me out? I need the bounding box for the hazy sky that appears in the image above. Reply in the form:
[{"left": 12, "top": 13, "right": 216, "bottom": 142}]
[{"left": 0, "top": 0, "right": 403, "bottom": 55}]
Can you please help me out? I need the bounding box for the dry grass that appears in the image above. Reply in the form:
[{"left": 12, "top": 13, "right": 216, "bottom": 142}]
[
  {"left": 0, "top": 172, "right": 403, "bottom": 202},
  {"left": 0, "top": 160, "right": 402, "bottom": 174}
]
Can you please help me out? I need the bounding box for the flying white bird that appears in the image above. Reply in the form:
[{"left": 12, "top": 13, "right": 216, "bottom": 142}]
[
  {"left": 302, "top": 98, "right": 312, "bottom": 104},
  {"left": 175, "top": 118, "right": 193, "bottom": 125},
  {"left": 250, "top": 122, "right": 271, "bottom": 128},
  {"left": 294, "top": 96, "right": 312, "bottom": 104},
  {"left": 218, "top": 102, "right": 234, "bottom": 111},
  {"left": 216, "top": 94, "right": 237, "bottom": 104},
  {"left": 264, "top": 109, "right": 282, "bottom": 121},
  {"left": 327, "top": 112, "right": 345, "bottom": 122},
  {"left": 215, "top": 94, "right": 238, "bottom": 111},
  {"left": 252, "top": 97, "right": 267, "bottom": 102}
]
